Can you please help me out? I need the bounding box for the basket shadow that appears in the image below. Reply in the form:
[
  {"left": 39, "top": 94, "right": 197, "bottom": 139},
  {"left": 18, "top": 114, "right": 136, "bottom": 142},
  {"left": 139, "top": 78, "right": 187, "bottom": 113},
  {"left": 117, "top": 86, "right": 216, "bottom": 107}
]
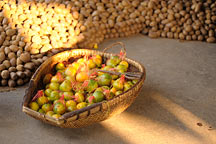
[
  {"left": 125, "top": 84, "right": 207, "bottom": 141},
  {"left": 37, "top": 121, "right": 129, "bottom": 144}
]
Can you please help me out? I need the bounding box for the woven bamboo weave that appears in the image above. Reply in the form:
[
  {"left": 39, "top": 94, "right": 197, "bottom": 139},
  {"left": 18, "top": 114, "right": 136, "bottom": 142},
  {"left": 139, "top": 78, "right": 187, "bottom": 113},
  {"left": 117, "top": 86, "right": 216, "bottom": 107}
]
[{"left": 22, "top": 42, "right": 146, "bottom": 128}]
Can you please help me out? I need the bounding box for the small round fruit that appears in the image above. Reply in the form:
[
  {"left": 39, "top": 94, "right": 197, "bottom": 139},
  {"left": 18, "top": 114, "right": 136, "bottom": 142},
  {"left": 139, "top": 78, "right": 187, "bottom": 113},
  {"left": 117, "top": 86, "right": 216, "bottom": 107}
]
[
  {"left": 98, "top": 73, "right": 112, "bottom": 86},
  {"left": 110, "top": 87, "right": 117, "bottom": 94},
  {"left": 115, "top": 91, "right": 123, "bottom": 96},
  {"left": 92, "top": 55, "right": 102, "bottom": 67},
  {"left": 52, "top": 114, "right": 61, "bottom": 119},
  {"left": 77, "top": 58, "right": 85, "bottom": 64},
  {"left": 49, "top": 82, "right": 60, "bottom": 90},
  {"left": 59, "top": 80, "right": 72, "bottom": 92},
  {"left": 53, "top": 102, "right": 66, "bottom": 115},
  {"left": 74, "top": 92, "right": 84, "bottom": 103},
  {"left": 93, "top": 91, "right": 104, "bottom": 102},
  {"left": 119, "top": 61, "right": 129, "bottom": 68},
  {"left": 67, "top": 105, "right": 77, "bottom": 112},
  {"left": 66, "top": 100, "right": 76, "bottom": 108},
  {"left": 76, "top": 102, "right": 87, "bottom": 109},
  {"left": 56, "top": 62, "right": 65, "bottom": 70},
  {"left": 87, "top": 59, "right": 96, "bottom": 69},
  {"left": 46, "top": 111, "right": 54, "bottom": 117},
  {"left": 76, "top": 72, "right": 88, "bottom": 82},
  {"left": 132, "top": 79, "right": 138, "bottom": 84},
  {"left": 49, "top": 91, "right": 60, "bottom": 101},
  {"left": 65, "top": 66, "right": 76, "bottom": 77},
  {"left": 29, "top": 102, "right": 39, "bottom": 111},
  {"left": 116, "top": 64, "right": 127, "bottom": 72},
  {"left": 38, "top": 109, "right": 45, "bottom": 114},
  {"left": 63, "top": 91, "right": 73, "bottom": 100},
  {"left": 37, "top": 96, "right": 48, "bottom": 106},
  {"left": 45, "top": 88, "right": 52, "bottom": 97},
  {"left": 42, "top": 103, "right": 53, "bottom": 113}
]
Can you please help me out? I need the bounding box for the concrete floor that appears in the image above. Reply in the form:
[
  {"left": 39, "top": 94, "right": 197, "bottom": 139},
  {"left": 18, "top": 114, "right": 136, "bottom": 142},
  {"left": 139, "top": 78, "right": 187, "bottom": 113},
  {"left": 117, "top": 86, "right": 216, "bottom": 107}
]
[{"left": 0, "top": 34, "right": 216, "bottom": 144}]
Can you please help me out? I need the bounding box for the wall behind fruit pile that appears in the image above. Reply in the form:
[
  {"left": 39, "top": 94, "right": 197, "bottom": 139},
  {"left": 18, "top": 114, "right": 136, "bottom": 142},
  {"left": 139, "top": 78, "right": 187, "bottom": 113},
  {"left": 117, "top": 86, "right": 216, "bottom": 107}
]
[{"left": 0, "top": 0, "right": 215, "bottom": 87}]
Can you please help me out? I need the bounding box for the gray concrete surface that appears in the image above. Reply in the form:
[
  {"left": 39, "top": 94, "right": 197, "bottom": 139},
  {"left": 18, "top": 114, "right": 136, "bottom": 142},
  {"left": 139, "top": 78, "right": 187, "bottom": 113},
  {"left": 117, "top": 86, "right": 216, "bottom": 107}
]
[{"left": 0, "top": 34, "right": 216, "bottom": 144}]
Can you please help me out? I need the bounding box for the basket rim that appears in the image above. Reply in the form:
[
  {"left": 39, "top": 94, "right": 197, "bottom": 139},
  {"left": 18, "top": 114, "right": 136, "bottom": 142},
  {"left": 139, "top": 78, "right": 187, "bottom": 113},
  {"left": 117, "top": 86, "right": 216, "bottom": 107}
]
[{"left": 22, "top": 48, "right": 146, "bottom": 125}]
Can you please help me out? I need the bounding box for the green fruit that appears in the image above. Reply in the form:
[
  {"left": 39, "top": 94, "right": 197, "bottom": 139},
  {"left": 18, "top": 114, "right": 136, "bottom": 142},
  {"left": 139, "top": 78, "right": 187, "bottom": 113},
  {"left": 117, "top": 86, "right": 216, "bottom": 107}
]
[
  {"left": 63, "top": 91, "right": 73, "bottom": 100},
  {"left": 37, "top": 96, "right": 48, "bottom": 106},
  {"left": 113, "top": 78, "right": 124, "bottom": 90},
  {"left": 53, "top": 102, "right": 66, "bottom": 115},
  {"left": 45, "top": 88, "right": 52, "bottom": 97},
  {"left": 42, "top": 103, "right": 53, "bottom": 113},
  {"left": 98, "top": 73, "right": 112, "bottom": 86},
  {"left": 116, "top": 64, "right": 127, "bottom": 72},
  {"left": 105, "top": 92, "right": 114, "bottom": 100},
  {"left": 107, "top": 56, "right": 121, "bottom": 67},
  {"left": 95, "top": 87, "right": 103, "bottom": 92},
  {"left": 66, "top": 100, "right": 76, "bottom": 108},
  {"left": 46, "top": 111, "right": 54, "bottom": 117},
  {"left": 59, "top": 80, "right": 72, "bottom": 92},
  {"left": 49, "top": 91, "right": 60, "bottom": 101},
  {"left": 124, "top": 82, "right": 131, "bottom": 91},
  {"left": 56, "top": 62, "right": 65, "bottom": 71},
  {"left": 43, "top": 74, "right": 52, "bottom": 85},
  {"left": 76, "top": 102, "right": 87, "bottom": 109},
  {"left": 101, "top": 86, "right": 110, "bottom": 90},
  {"left": 86, "top": 79, "right": 98, "bottom": 93},
  {"left": 92, "top": 55, "right": 102, "bottom": 67},
  {"left": 115, "top": 91, "right": 123, "bottom": 96},
  {"left": 49, "top": 82, "right": 60, "bottom": 90},
  {"left": 29, "top": 102, "right": 39, "bottom": 111},
  {"left": 93, "top": 91, "right": 104, "bottom": 102},
  {"left": 74, "top": 92, "right": 84, "bottom": 103},
  {"left": 52, "top": 114, "right": 61, "bottom": 119},
  {"left": 38, "top": 109, "right": 45, "bottom": 114}
]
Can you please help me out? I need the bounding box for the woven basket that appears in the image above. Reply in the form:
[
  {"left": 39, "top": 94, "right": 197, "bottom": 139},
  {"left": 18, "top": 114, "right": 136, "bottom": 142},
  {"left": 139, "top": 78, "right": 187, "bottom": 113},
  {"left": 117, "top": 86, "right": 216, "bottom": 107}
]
[{"left": 22, "top": 42, "right": 146, "bottom": 128}]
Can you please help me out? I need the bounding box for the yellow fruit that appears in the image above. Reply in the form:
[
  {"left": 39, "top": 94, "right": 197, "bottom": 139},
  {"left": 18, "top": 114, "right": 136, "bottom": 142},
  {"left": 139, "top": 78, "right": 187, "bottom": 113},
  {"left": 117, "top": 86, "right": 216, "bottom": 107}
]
[
  {"left": 110, "top": 87, "right": 117, "bottom": 94},
  {"left": 29, "top": 102, "right": 39, "bottom": 111},
  {"left": 76, "top": 72, "right": 89, "bottom": 82},
  {"left": 119, "top": 61, "right": 129, "bottom": 68}
]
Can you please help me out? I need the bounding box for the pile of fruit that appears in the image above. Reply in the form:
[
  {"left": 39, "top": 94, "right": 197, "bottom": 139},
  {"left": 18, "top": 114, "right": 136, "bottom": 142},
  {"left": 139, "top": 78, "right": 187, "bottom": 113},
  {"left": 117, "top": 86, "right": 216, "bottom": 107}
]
[{"left": 29, "top": 53, "right": 138, "bottom": 119}]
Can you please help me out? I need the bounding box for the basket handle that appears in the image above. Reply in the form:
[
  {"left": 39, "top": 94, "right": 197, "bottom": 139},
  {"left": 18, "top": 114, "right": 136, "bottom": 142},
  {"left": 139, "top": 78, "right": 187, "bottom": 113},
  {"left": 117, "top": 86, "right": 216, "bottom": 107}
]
[{"left": 103, "top": 42, "right": 126, "bottom": 58}]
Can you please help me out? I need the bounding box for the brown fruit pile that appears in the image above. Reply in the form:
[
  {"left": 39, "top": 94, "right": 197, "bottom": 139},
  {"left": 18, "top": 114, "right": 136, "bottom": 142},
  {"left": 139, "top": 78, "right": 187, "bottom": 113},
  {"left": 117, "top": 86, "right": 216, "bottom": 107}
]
[{"left": 0, "top": 0, "right": 215, "bottom": 87}]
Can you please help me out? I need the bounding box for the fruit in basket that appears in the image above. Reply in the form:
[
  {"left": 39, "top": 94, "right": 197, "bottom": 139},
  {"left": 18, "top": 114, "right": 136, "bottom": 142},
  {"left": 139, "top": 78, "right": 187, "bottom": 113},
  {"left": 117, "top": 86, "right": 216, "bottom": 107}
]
[
  {"left": 119, "top": 61, "right": 129, "bottom": 69},
  {"left": 93, "top": 91, "right": 104, "bottom": 102},
  {"left": 55, "top": 62, "right": 65, "bottom": 71},
  {"left": 38, "top": 109, "right": 45, "bottom": 114},
  {"left": 46, "top": 111, "right": 54, "bottom": 117},
  {"left": 49, "top": 82, "right": 60, "bottom": 90},
  {"left": 107, "top": 55, "right": 121, "bottom": 67},
  {"left": 52, "top": 114, "right": 62, "bottom": 119},
  {"left": 42, "top": 103, "right": 53, "bottom": 113},
  {"left": 113, "top": 75, "right": 125, "bottom": 91},
  {"left": 53, "top": 102, "right": 66, "bottom": 115},
  {"left": 87, "top": 59, "right": 96, "bottom": 69},
  {"left": 97, "top": 73, "right": 112, "bottom": 86},
  {"left": 29, "top": 53, "right": 140, "bottom": 116},
  {"left": 76, "top": 71, "right": 89, "bottom": 82},
  {"left": 92, "top": 55, "right": 102, "bottom": 67},
  {"left": 65, "top": 66, "right": 76, "bottom": 77},
  {"left": 74, "top": 92, "right": 85, "bottom": 103},
  {"left": 63, "top": 91, "right": 73, "bottom": 100},
  {"left": 116, "top": 64, "right": 127, "bottom": 73},
  {"left": 84, "top": 79, "right": 98, "bottom": 93},
  {"left": 37, "top": 96, "right": 48, "bottom": 106},
  {"left": 45, "top": 88, "right": 52, "bottom": 97},
  {"left": 59, "top": 80, "right": 72, "bottom": 92},
  {"left": 77, "top": 102, "right": 87, "bottom": 109},
  {"left": 29, "top": 102, "right": 39, "bottom": 111},
  {"left": 49, "top": 91, "right": 60, "bottom": 101}
]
